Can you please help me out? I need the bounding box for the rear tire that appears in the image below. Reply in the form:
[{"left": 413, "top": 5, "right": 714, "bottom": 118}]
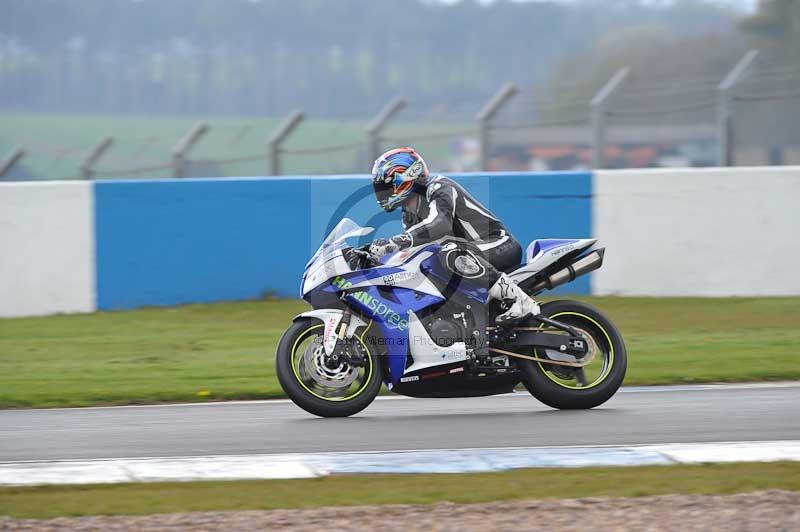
[
  {"left": 276, "top": 318, "right": 382, "bottom": 417},
  {"left": 518, "top": 300, "right": 626, "bottom": 409}
]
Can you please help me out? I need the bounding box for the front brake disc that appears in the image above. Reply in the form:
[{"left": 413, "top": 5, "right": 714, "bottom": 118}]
[{"left": 302, "top": 337, "right": 359, "bottom": 389}]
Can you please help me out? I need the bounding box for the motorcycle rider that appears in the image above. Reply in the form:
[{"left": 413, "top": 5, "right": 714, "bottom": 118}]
[{"left": 369, "top": 147, "right": 540, "bottom": 324}]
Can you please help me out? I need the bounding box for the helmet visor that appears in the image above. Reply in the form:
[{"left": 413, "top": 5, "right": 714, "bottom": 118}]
[
  {"left": 373, "top": 180, "right": 395, "bottom": 210},
  {"left": 373, "top": 181, "right": 414, "bottom": 212},
  {"left": 372, "top": 179, "right": 411, "bottom": 212}
]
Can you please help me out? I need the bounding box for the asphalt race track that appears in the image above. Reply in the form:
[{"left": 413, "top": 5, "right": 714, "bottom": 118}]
[{"left": 1, "top": 383, "right": 799, "bottom": 463}]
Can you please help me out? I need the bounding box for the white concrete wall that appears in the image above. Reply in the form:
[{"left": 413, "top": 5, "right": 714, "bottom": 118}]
[
  {"left": 0, "top": 182, "right": 96, "bottom": 317},
  {"left": 593, "top": 166, "right": 800, "bottom": 296}
]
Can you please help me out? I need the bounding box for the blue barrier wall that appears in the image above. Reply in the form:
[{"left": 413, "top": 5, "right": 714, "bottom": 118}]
[{"left": 95, "top": 172, "right": 591, "bottom": 310}]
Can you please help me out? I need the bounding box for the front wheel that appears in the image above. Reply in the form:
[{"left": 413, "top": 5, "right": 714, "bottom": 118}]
[
  {"left": 518, "top": 300, "right": 627, "bottom": 409},
  {"left": 276, "top": 318, "right": 382, "bottom": 417}
]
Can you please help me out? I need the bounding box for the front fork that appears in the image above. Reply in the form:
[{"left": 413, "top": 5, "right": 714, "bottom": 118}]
[{"left": 321, "top": 308, "right": 368, "bottom": 368}]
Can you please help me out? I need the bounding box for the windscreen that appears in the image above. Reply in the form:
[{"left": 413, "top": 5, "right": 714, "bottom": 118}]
[{"left": 307, "top": 218, "right": 374, "bottom": 268}]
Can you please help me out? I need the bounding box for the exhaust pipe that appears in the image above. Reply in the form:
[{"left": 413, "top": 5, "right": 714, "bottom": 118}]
[{"left": 527, "top": 248, "right": 605, "bottom": 293}]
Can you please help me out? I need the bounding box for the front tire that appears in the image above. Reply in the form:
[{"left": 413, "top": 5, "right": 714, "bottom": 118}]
[
  {"left": 276, "top": 318, "right": 382, "bottom": 417},
  {"left": 518, "top": 300, "right": 627, "bottom": 409}
]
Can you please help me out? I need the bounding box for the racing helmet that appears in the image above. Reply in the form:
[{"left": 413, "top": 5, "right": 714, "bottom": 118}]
[{"left": 371, "top": 147, "right": 429, "bottom": 212}]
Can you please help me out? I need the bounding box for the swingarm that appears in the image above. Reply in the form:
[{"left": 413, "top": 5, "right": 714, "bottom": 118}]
[{"left": 487, "top": 315, "right": 590, "bottom": 368}]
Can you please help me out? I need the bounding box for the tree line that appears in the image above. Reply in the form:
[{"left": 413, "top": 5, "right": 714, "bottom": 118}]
[{"left": 1, "top": 0, "right": 742, "bottom": 118}]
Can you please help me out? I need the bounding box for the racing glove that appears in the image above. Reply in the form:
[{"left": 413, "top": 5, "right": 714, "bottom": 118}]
[{"left": 369, "top": 233, "right": 412, "bottom": 259}]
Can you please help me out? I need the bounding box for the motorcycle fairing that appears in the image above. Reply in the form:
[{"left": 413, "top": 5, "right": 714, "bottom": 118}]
[
  {"left": 371, "top": 319, "right": 409, "bottom": 388},
  {"left": 302, "top": 251, "right": 353, "bottom": 296},
  {"left": 527, "top": 238, "right": 596, "bottom": 264},
  {"left": 509, "top": 238, "right": 596, "bottom": 285},
  {"left": 405, "top": 311, "right": 468, "bottom": 374},
  {"left": 419, "top": 250, "right": 491, "bottom": 303},
  {"left": 336, "top": 240, "right": 489, "bottom": 304},
  {"left": 342, "top": 285, "right": 443, "bottom": 385},
  {"left": 343, "top": 245, "right": 444, "bottom": 298}
]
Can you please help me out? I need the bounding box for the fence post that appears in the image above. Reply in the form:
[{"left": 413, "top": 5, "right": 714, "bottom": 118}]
[
  {"left": 366, "top": 97, "right": 407, "bottom": 162},
  {"left": 590, "top": 67, "right": 630, "bottom": 170},
  {"left": 717, "top": 49, "right": 758, "bottom": 167},
  {"left": 171, "top": 122, "right": 209, "bottom": 178},
  {"left": 79, "top": 137, "right": 114, "bottom": 180},
  {"left": 0, "top": 147, "right": 25, "bottom": 179},
  {"left": 476, "top": 83, "right": 518, "bottom": 171},
  {"left": 266, "top": 110, "right": 305, "bottom": 176}
]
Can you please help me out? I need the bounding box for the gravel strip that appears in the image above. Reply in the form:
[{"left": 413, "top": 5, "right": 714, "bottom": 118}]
[{"left": 2, "top": 490, "right": 799, "bottom": 531}]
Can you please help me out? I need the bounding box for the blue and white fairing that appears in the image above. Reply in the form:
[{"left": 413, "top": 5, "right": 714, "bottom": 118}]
[
  {"left": 299, "top": 219, "right": 597, "bottom": 386},
  {"left": 302, "top": 219, "right": 448, "bottom": 301},
  {"left": 300, "top": 219, "right": 460, "bottom": 386},
  {"left": 507, "top": 238, "right": 596, "bottom": 285}
]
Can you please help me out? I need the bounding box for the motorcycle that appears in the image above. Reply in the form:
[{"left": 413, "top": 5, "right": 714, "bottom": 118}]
[{"left": 276, "top": 218, "right": 627, "bottom": 417}]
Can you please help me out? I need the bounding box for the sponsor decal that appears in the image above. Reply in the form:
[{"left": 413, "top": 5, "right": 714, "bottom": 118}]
[
  {"left": 449, "top": 366, "right": 465, "bottom": 374},
  {"left": 382, "top": 271, "right": 419, "bottom": 286},
  {"left": 408, "top": 160, "right": 424, "bottom": 178},
  {"left": 427, "top": 181, "right": 443, "bottom": 201},
  {"left": 497, "top": 276, "right": 512, "bottom": 298},
  {"left": 421, "top": 371, "right": 447, "bottom": 379},
  {"left": 400, "top": 375, "right": 419, "bottom": 383},
  {"left": 323, "top": 315, "right": 340, "bottom": 351},
  {"left": 552, "top": 244, "right": 575, "bottom": 257},
  {"left": 333, "top": 277, "right": 409, "bottom": 331},
  {"left": 439, "top": 348, "right": 462, "bottom": 360},
  {"left": 324, "top": 316, "right": 339, "bottom": 337},
  {"left": 332, "top": 276, "right": 354, "bottom": 290}
]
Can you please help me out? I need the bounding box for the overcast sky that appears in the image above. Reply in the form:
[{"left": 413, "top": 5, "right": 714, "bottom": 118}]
[{"left": 437, "top": 0, "right": 758, "bottom": 13}]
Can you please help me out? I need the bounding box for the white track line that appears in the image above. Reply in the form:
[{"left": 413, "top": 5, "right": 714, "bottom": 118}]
[
  {"left": 10, "top": 382, "right": 800, "bottom": 413},
  {"left": 1, "top": 440, "right": 799, "bottom": 486}
]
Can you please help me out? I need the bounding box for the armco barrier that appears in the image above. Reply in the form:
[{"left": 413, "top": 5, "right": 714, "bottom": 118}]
[{"left": 0, "top": 172, "right": 592, "bottom": 317}]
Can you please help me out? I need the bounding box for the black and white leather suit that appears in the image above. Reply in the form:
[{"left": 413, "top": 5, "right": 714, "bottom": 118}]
[{"left": 401, "top": 175, "right": 522, "bottom": 286}]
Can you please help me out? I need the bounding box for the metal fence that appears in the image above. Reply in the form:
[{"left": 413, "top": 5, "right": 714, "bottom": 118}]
[{"left": 1, "top": 49, "right": 798, "bottom": 181}]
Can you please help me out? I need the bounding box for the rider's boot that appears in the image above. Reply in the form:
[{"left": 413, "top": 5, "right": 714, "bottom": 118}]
[{"left": 488, "top": 273, "right": 541, "bottom": 325}]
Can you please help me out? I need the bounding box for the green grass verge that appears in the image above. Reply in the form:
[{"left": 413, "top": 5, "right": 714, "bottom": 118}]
[
  {"left": 2, "top": 462, "right": 799, "bottom": 519},
  {"left": 0, "top": 297, "right": 798, "bottom": 408}
]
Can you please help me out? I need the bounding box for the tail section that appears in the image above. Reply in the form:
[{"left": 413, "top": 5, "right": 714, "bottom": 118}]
[{"left": 509, "top": 238, "right": 601, "bottom": 294}]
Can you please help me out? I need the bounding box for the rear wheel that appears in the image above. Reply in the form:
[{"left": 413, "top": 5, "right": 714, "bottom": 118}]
[
  {"left": 276, "top": 318, "right": 381, "bottom": 417},
  {"left": 518, "top": 300, "right": 626, "bottom": 409}
]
